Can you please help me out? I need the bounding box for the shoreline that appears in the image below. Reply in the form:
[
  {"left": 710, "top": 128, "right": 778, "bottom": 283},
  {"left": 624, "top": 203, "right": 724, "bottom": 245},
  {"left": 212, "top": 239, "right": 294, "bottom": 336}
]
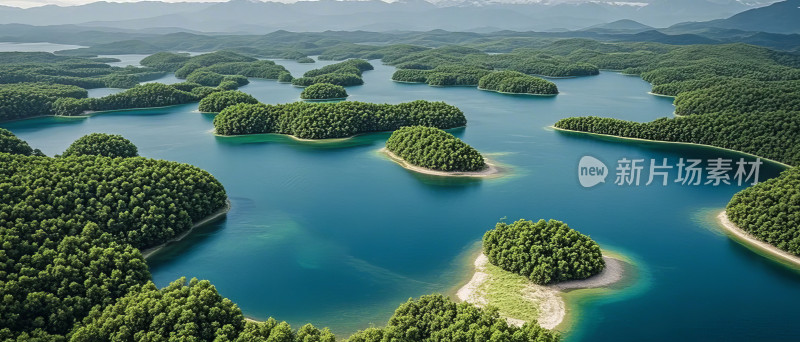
[
  {"left": 716, "top": 211, "right": 800, "bottom": 268},
  {"left": 477, "top": 87, "right": 559, "bottom": 97},
  {"left": 456, "top": 252, "right": 627, "bottom": 330},
  {"left": 647, "top": 91, "right": 677, "bottom": 99},
  {"left": 379, "top": 147, "right": 503, "bottom": 178},
  {"left": 550, "top": 126, "right": 793, "bottom": 169},
  {"left": 214, "top": 126, "right": 467, "bottom": 142},
  {"left": 140, "top": 200, "right": 231, "bottom": 259},
  {"left": 301, "top": 96, "right": 349, "bottom": 102}
]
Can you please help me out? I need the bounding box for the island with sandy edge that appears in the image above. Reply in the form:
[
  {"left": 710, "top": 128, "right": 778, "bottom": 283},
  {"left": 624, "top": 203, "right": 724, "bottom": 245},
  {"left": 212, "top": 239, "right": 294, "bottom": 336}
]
[
  {"left": 380, "top": 147, "right": 503, "bottom": 178},
  {"left": 717, "top": 211, "right": 800, "bottom": 268},
  {"left": 457, "top": 252, "right": 627, "bottom": 330}
]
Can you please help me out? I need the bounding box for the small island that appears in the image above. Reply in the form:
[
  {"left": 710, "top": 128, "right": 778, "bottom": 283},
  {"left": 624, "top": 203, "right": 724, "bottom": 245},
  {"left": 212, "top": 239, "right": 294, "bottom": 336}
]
[
  {"left": 478, "top": 71, "right": 559, "bottom": 95},
  {"left": 381, "top": 126, "right": 501, "bottom": 177},
  {"left": 292, "top": 59, "right": 373, "bottom": 87},
  {"left": 458, "top": 219, "right": 628, "bottom": 329},
  {"left": 300, "top": 83, "right": 348, "bottom": 101}
]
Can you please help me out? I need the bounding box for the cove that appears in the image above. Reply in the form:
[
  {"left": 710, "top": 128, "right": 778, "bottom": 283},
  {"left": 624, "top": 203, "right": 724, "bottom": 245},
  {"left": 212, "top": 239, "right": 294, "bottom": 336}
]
[{"left": 3, "top": 57, "right": 799, "bottom": 342}]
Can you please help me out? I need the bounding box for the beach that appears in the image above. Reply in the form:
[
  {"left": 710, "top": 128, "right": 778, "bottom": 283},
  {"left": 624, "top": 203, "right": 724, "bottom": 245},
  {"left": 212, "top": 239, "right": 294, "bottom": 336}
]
[
  {"left": 141, "top": 200, "right": 231, "bottom": 259},
  {"left": 717, "top": 211, "right": 800, "bottom": 268},
  {"left": 380, "top": 148, "right": 503, "bottom": 178},
  {"left": 456, "top": 253, "right": 627, "bottom": 330}
]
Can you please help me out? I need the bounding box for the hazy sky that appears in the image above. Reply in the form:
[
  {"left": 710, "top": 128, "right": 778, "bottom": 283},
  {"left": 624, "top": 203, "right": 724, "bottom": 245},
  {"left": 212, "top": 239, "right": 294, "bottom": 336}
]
[
  {"left": 1, "top": 0, "right": 778, "bottom": 9},
  {"left": 3, "top": 0, "right": 228, "bottom": 9}
]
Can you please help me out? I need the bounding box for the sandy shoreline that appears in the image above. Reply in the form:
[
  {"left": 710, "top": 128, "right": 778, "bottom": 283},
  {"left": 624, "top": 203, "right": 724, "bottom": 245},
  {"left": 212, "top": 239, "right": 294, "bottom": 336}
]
[
  {"left": 380, "top": 148, "right": 503, "bottom": 178},
  {"left": 551, "top": 126, "right": 792, "bottom": 168},
  {"left": 140, "top": 200, "right": 231, "bottom": 259},
  {"left": 456, "top": 253, "right": 627, "bottom": 330},
  {"left": 717, "top": 211, "right": 800, "bottom": 268}
]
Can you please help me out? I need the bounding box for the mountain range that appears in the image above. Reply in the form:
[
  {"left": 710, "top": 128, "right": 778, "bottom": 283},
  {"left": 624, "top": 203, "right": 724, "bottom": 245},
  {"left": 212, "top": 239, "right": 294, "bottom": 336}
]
[{"left": 0, "top": 0, "right": 785, "bottom": 33}]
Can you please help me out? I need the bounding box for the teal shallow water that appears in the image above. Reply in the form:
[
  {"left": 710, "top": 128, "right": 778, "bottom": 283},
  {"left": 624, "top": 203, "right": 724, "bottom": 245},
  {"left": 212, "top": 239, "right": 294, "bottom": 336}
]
[{"left": 3, "top": 55, "right": 799, "bottom": 341}]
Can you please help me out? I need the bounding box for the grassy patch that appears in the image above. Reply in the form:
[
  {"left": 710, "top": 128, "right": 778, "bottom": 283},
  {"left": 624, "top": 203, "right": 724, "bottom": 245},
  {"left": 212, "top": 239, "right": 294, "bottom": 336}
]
[{"left": 480, "top": 261, "right": 541, "bottom": 322}]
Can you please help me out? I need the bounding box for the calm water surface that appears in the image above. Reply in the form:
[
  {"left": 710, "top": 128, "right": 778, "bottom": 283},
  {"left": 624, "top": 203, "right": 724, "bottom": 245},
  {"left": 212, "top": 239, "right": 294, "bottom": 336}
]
[{"left": 3, "top": 53, "right": 799, "bottom": 342}]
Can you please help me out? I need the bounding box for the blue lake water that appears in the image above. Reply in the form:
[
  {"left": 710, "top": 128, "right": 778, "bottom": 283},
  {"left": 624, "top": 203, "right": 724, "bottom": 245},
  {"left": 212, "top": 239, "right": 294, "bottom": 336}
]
[{"left": 3, "top": 55, "right": 799, "bottom": 342}]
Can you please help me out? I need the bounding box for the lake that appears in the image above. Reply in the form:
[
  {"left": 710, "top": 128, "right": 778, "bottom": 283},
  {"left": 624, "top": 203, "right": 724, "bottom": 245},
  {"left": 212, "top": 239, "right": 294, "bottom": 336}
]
[{"left": 3, "top": 54, "right": 799, "bottom": 342}]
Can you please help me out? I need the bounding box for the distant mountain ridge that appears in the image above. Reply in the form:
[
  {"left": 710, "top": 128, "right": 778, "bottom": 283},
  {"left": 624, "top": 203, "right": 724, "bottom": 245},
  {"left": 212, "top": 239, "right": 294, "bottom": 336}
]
[
  {"left": 669, "top": 0, "right": 800, "bottom": 34},
  {"left": 0, "top": 0, "right": 778, "bottom": 33}
]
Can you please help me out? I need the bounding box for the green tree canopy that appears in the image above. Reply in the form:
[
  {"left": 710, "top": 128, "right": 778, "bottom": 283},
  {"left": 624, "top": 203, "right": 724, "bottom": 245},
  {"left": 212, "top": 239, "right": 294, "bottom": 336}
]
[
  {"left": 62, "top": 133, "right": 139, "bottom": 158},
  {"left": 300, "top": 83, "right": 348, "bottom": 100},
  {"left": 199, "top": 90, "right": 259, "bottom": 113},
  {"left": 386, "top": 126, "right": 485, "bottom": 172},
  {"left": 483, "top": 219, "right": 605, "bottom": 285}
]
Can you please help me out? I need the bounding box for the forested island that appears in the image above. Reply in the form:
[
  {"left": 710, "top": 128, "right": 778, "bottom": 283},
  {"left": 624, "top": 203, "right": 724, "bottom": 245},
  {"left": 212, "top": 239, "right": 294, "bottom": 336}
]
[
  {"left": 142, "top": 51, "right": 291, "bottom": 85},
  {"left": 457, "top": 219, "right": 624, "bottom": 329},
  {"left": 479, "top": 71, "right": 559, "bottom": 95},
  {"left": 391, "top": 65, "right": 492, "bottom": 86},
  {"left": 300, "top": 83, "right": 348, "bottom": 100},
  {"left": 724, "top": 167, "right": 800, "bottom": 261},
  {"left": 291, "top": 59, "right": 372, "bottom": 87},
  {"left": 213, "top": 100, "right": 466, "bottom": 139},
  {"left": 382, "top": 126, "right": 501, "bottom": 177},
  {"left": 0, "top": 130, "right": 232, "bottom": 340}
]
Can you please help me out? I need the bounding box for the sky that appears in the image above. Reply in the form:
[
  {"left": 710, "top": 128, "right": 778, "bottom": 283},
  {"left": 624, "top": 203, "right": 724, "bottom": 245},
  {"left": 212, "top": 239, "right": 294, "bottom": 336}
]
[
  {"left": 0, "top": 0, "right": 779, "bottom": 9},
  {"left": 2, "top": 0, "right": 226, "bottom": 8}
]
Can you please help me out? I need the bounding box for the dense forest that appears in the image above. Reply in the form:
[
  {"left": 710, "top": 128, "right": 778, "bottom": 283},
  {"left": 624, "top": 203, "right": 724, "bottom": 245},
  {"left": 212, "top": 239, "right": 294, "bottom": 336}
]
[
  {"left": 291, "top": 59, "right": 372, "bottom": 87},
  {"left": 726, "top": 167, "right": 800, "bottom": 256},
  {"left": 0, "top": 127, "right": 43, "bottom": 156},
  {"left": 0, "top": 83, "right": 88, "bottom": 121},
  {"left": 300, "top": 83, "right": 348, "bottom": 100},
  {"left": 0, "top": 52, "right": 165, "bottom": 90},
  {"left": 347, "top": 294, "right": 559, "bottom": 342},
  {"left": 71, "top": 278, "right": 336, "bottom": 342},
  {"left": 213, "top": 100, "right": 466, "bottom": 139},
  {"left": 479, "top": 71, "right": 559, "bottom": 95},
  {"left": 483, "top": 219, "right": 605, "bottom": 285},
  {"left": 61, "top": 133, "right": 139, "bottom": 158},
  {"left": 554, "top": 111, "right": 800, "bottom": 167},
  {"left": 381, "top": 45, "right": 599, "bottom": 78},
  {"left": 673, "top": 80, "right": 800, "bottom": 116},
  {"left": 199, "top": 90, "right": 259, "bottom": 113},
  {"left": 391, "top": 65, "right": 492, "bottom": 87},
  {"left": 0, "top": 131, "right": 228, "bottom": 340},
  {"left": 141, "top": 51, "right": 291, "bottom": 88},
  {"left": 385, "top": 126, "right": 486, "bottom": 172}
]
